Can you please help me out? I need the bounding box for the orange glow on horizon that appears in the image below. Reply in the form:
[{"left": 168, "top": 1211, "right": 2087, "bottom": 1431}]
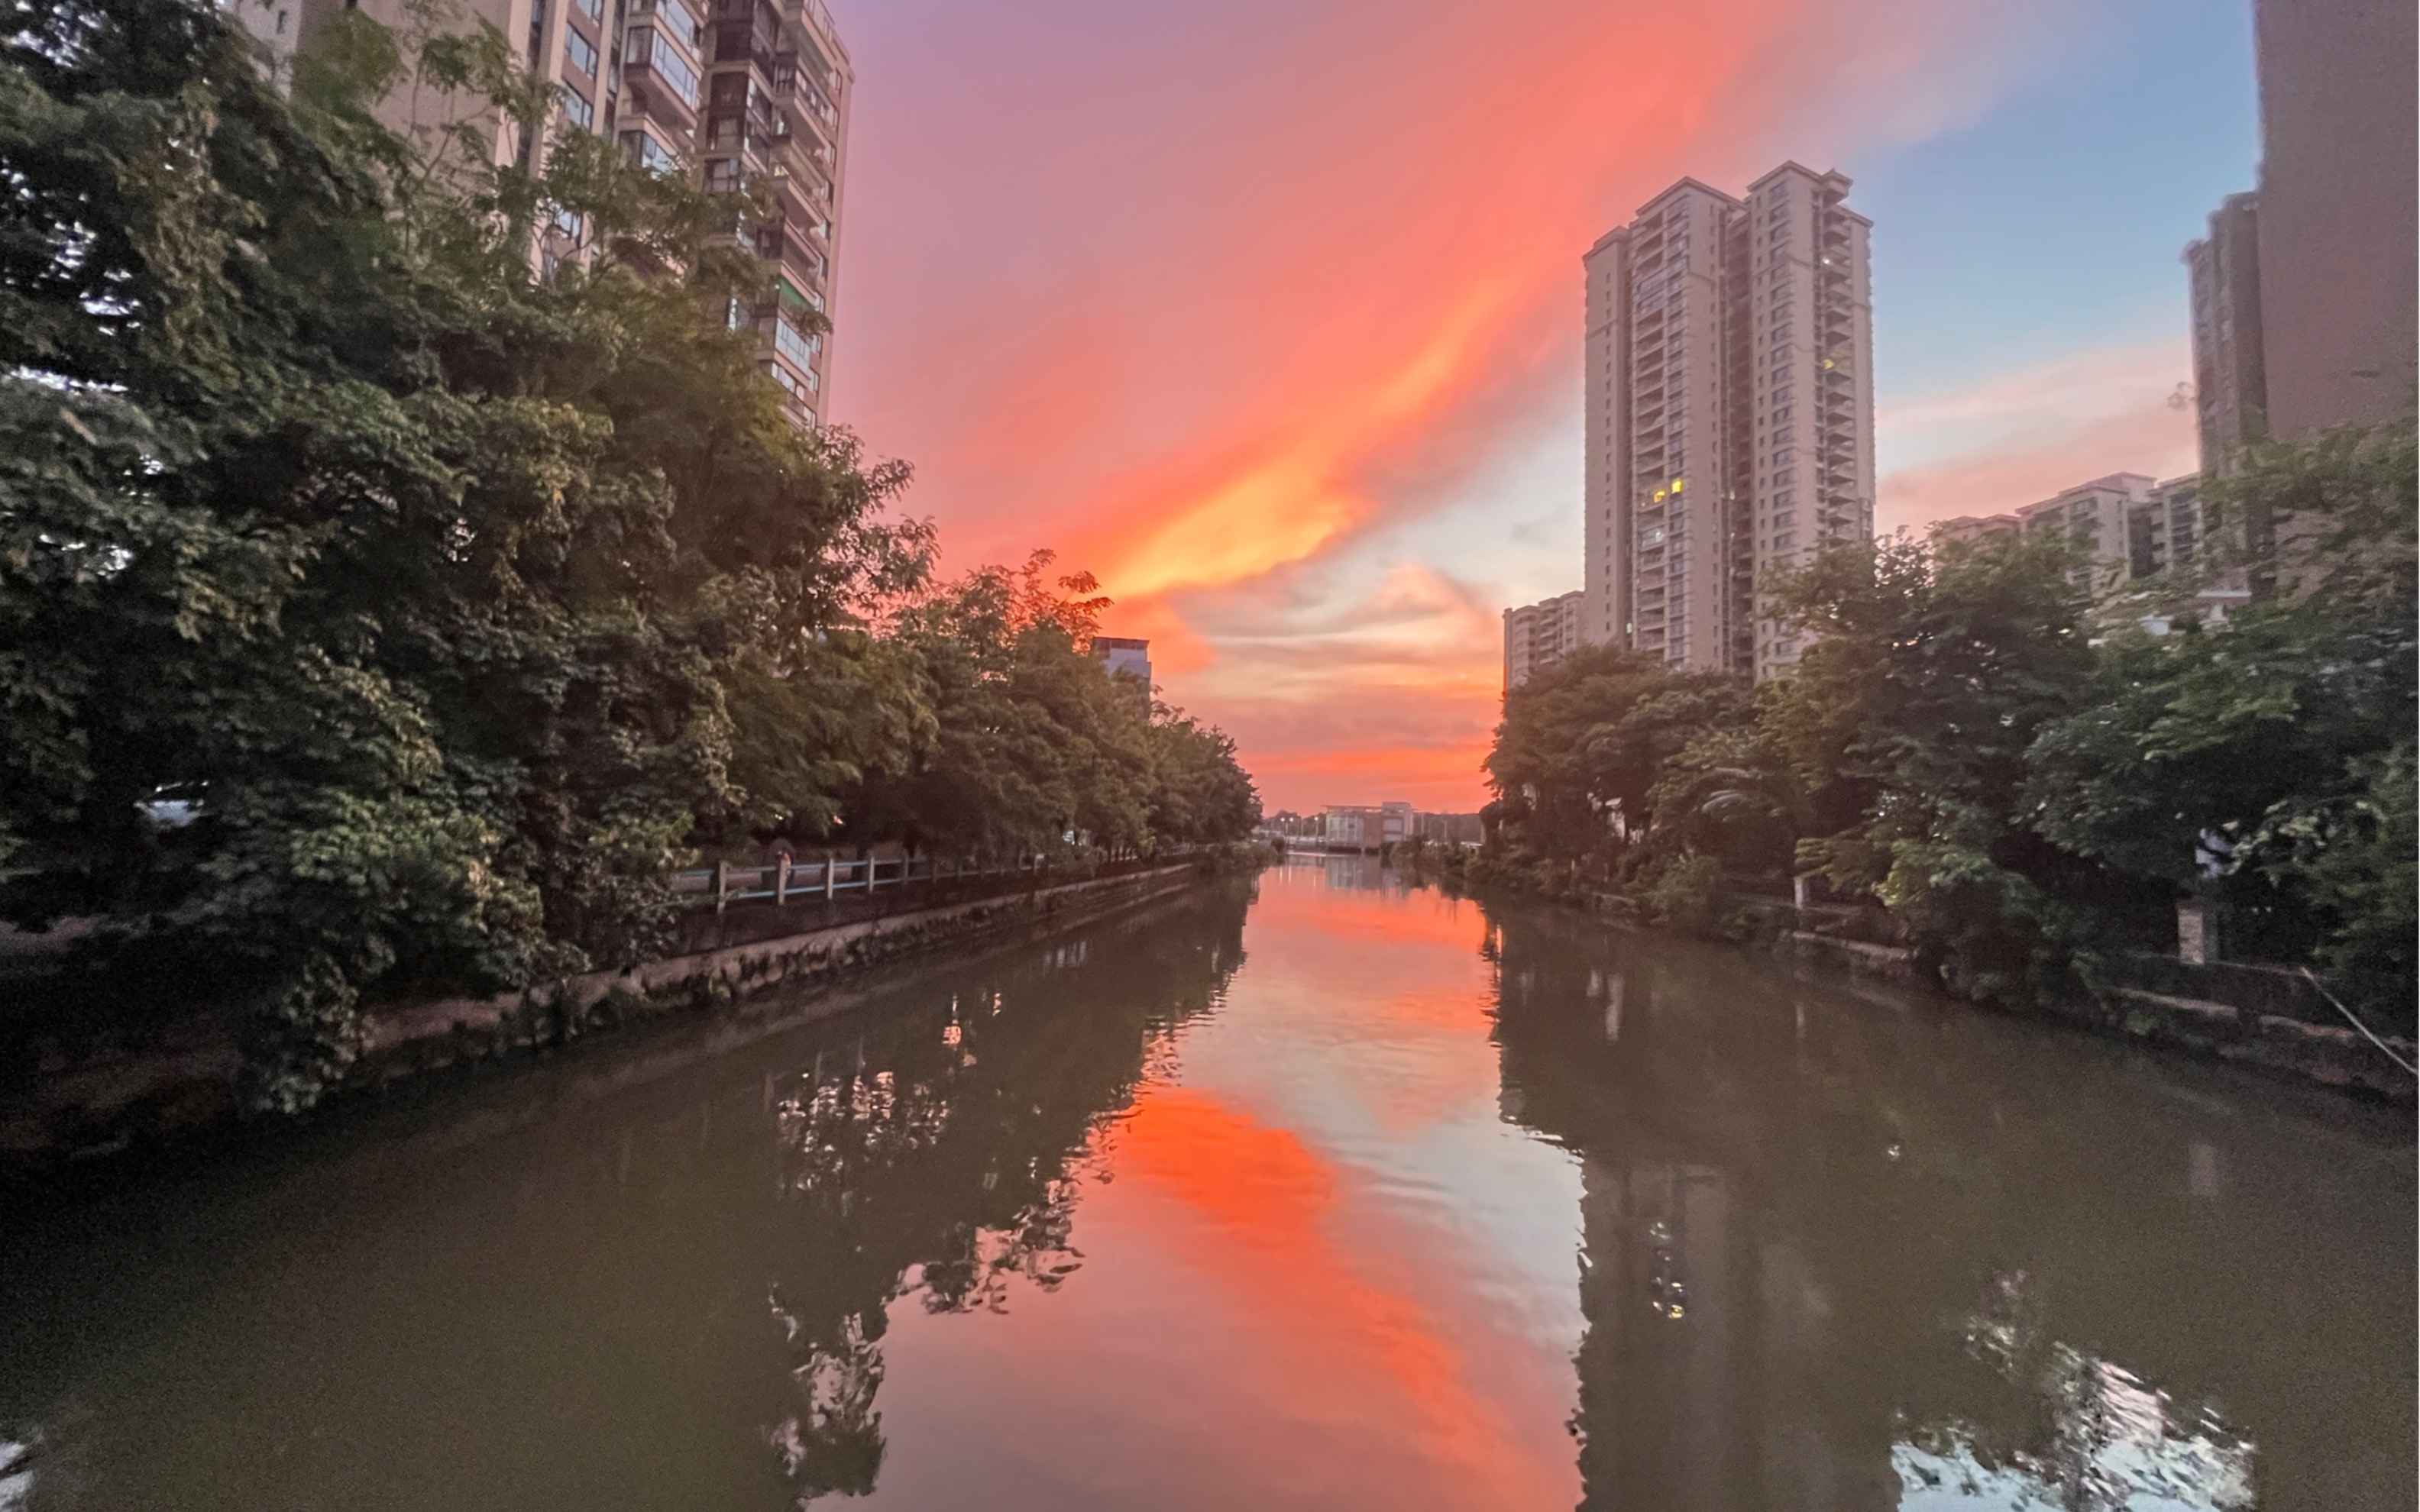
[{"left": 836, "top": 0, "right": 2102, "bottom": 812}]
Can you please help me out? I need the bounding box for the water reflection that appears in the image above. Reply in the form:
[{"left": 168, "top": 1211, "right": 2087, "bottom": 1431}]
[
  {"left": 0, "top": 871, "right": 2406, "bottom": 1511},
  {"left": 1486, "top": 906, "right": 2411, "bottom": 1512}
]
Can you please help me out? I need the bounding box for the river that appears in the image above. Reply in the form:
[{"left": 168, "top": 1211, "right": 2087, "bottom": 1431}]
[{"left": 0, "top": 860, "right": 2410, "bottom": 1510}]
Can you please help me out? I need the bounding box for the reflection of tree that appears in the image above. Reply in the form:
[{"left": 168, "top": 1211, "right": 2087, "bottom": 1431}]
[
  {"left": 755, "top": 886, "right": 1250, "bottom": 1503},
  {"left": 1892, "top": 1272, "right": 2255, "bottom": 1510},
  {"left": 1482, "top": 906, "right": 2282, "bottom": 1512}
]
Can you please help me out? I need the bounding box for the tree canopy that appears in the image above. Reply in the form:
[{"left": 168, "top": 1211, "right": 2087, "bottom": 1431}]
[
  {"left": 1479, "top": 421, "right": 2415, "bottom": 1015},
  {"left": 0, "top": 0, "right": 1258, "bottom": 1108}
]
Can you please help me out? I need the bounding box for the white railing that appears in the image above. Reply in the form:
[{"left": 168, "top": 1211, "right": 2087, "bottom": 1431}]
[{"left": 669, "top": 849, "right": 1195, "bottom": 912}]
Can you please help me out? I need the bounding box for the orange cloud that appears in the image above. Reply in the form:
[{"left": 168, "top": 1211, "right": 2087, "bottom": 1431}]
[{"left": 835, "top": 0, "right": 2088, "bottom": 813}]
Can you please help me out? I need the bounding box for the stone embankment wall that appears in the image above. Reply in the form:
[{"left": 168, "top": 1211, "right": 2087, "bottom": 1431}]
[
  {"left": 1585, "top": 891, "right": 2415, "bottom": 1102},
  {"left": 2, "top": 861, "right": 1209, "bottom": 1188}
]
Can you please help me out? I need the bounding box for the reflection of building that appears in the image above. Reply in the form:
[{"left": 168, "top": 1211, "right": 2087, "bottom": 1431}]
[
  {"left": 1504, "top": 590, "right": 1586, "bottom": 690},
  {"left": 1584, "top": 165, "right": 1875, "bottom": 680},
  {"left": 2186, "top": 0, "right": 2416, "bottom": 466}
]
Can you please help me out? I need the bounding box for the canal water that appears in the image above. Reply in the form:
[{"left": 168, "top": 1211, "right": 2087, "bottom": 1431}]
[{"left": 0, "top": 861, "right": 2411, "bottom": 1510}]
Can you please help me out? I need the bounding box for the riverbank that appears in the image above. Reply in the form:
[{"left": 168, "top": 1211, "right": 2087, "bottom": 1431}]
[
  {"left": 0, "top": 858, "right": 1225, "bottom": 1192},
  {"left": 1451, "top": 876, "right": 2416, "bottom": 1103}
]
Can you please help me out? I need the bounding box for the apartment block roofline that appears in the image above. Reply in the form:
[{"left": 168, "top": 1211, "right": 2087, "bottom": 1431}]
[
  {"left": 1585, "top": 225, "right": 1629, "bottom": 259},
  {"left": 1748, "top": 161, "right": 1872, "bottom": 225},
  {"left": 1635, "top": 176, "right": 1741, "bottom": 215}
]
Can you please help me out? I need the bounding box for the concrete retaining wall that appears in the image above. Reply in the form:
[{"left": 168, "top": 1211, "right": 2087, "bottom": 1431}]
[{"left": 1, "top": 862, "right": 1208, "bottom": 1187}]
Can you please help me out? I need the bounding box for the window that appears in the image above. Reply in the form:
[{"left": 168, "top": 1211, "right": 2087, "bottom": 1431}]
[
  {"left": 631, "top": 27, "right": 702, "bottom": 108},
  {"left": 653, "top": 0, "right": 704, "bottom": 46},
  {"left": 772, "top": 313, "right": 821, "bottom": 374},
  {"left": 564, "top": 27, "right": 597, "bottom": 76},
  {"left": 574, "top": 0, "right": 601, "bottom": 17},
  {"left": 704, "top": 157, "right": 741, "bottom": 192},
  {"left": 620, "top": 128, "right": 678, "bottom": 174},
  {"left": 559, "top": 86, "right": 593, "bottom": 128}
]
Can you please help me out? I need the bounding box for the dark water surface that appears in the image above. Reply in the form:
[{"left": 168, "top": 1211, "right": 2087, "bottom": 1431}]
[{"left": 0, "top": 862, "right": 2411, "bottom": 1510}]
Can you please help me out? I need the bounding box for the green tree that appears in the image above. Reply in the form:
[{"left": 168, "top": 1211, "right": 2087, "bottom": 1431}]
[
  {"left": 1484, "top": 645, "right": 1752, "bottom": 877},
  {"left": 1763, "top": 531, "right": 2114, "bottom": 1003},
  {"left": 2026, "top": 419, "right": 2415, "bottom": 995},
  {"left": 0, "top": 0, "right": 921, "bottom": 1106}
]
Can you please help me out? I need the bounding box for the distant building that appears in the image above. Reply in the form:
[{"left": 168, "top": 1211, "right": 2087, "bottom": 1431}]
[
  {"left": 2016, "top": 473, "right": 2156, "bottom": 590},
  {"left": 1322, "top": 806, "right": 1384, "bottom": 852},
  {"left": 1930, "top": 514, "right": 2022, "bottom": 546},
  {"left": 1503, "top": 591, "right": 1585, "bottom": 691},
  {"left": 2127, "top": 475, "right": 2206, "bottom": 580},
  {"left": 2185, "top": 194, "right": 2269, "bottom": 472},
  {"left": 1092, "top": 637, "right": 1152, "bottom": 698},
  {"left": 1299, "top": 804, "right": 1480, "bottom": 851},
  {"left": 1584, "top": 163, "right": 1876, "bottom": 680},
  {"left": 2185, "top": 0, "right": 2415, "bottom": 465}
]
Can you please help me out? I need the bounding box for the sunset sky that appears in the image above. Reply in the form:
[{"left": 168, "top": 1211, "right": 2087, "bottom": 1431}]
[{"left": 824, "top": 0, "right": 2260, "bottom": 813}]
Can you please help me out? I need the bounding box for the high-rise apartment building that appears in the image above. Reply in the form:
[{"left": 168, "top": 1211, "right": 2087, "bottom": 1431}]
[
  {"left": 2186, "top": 0, "right": 2415, "bottom": 464},
  {"left": 1503, "top": 590, "right": 1587, "bottom": 691},
  {"left": 257, "top": 0, "right": 850, "bottom": 428},
  {"left": 1584, "top": 164, "right": 1874, "bottom": 681},
  {"left": 2184, "top": 194, "right": 2268, "bottom": 472},
  {"left": 2250, "top": 0, "right": 2415, "bottom": 441},
  {"left": 2015, "top": 473, "right": 2155, "bottom": 592}
]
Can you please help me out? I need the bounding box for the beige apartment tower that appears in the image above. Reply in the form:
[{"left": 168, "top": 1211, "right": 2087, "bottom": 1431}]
[
  {"left": 257, "top": 0, "right": 852, "bottom": 427},
  {"left": 1503, "top": 590, "right": 1587, "bottom": 691},
  {"left": 1584, "top": 164, "right": 1875, "bottom": 680},
  {"left": 2185, "top": 0, "right": 2416, "bottom": 467}
]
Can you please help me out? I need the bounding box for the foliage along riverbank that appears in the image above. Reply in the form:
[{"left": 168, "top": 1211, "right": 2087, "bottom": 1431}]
[
  {"left": 0, "top": 1, "right": 1259, "bottom": 1111},
  {"left": 1454, "top": 421, "right": 2415, "bottom": 1037}
]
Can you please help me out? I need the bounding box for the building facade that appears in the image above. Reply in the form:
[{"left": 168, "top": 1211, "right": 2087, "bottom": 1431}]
[
  {"left": 2015, "top": 473, "right": 2156, "bottom": 592},
  {"left": 1503, "top": 590, "right": 1587, "bottom": 691},
  {"left": 2186, "top": 0, "right": 2415, "bottom": 465},
  {"left": 260, "top": 0, "right": 851, "bottom": 428},
  {"left": 1091, "top": 637, "right": 1153, "bottom": 699},
  {"left": 2184, "top": 194, "right": 2269, "bottom": 472},
  {"left": 2249, "top": 0, "right": 2416, "bottom": 441},
  {"left": 1583, "top": 164, "right": 1874, "bottom": 681}
]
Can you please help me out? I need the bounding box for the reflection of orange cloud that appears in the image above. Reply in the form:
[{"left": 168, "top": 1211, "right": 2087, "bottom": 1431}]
[{"left": 1115, "top": 1084, "right": 1572, "bottom": 1505}]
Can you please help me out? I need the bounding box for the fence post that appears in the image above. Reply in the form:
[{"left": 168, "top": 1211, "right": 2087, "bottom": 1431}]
[
  {"left": 776, "top": 854, "right": 791, "bottom": 906},
  {"left": 713, "top": 860, "right": 729, "bottom": 916},
  {"left": 824, "top": 852, "right": 836, "bottom": 902}
]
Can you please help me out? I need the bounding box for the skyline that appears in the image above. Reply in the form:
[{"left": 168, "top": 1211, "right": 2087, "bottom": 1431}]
[{"left": 825, "top": 0, "right": 2256, "bottom": 811}]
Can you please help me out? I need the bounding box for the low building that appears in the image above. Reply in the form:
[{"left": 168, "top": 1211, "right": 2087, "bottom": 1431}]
[
  {"left": 2016, "top": 473, "right": 2156, "bottom": 591},
  {"left": 1092, "top": 637, "right": 1152, "bottom": 700},
  {"left": 1503, "top": 590, "right": 1586, "bottom": 691},
  {"left": 1930, "top": 514, "right": 2021, "bottom": 546}
]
